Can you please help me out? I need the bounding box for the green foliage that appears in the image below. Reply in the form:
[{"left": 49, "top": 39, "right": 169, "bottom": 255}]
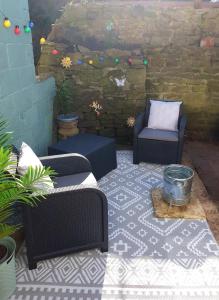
[
  {"left": 0, "top": 119, "right": 55, "bottom": 239},
  {"left": 56, "top": 78, "right": 73, "bottom": 114}
]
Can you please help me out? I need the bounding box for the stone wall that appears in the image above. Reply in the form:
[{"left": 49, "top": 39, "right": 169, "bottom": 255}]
[
  {"left": 38, "top": 1, "right": 219, "bottom": 143},
  {"left": 0, "top": 0, "right": 56, "bottom": 155}
]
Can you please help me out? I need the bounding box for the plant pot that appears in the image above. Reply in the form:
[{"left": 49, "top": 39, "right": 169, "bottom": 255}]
[
  {"left": 194, "top": 0, "right": 202, "bottom": 9},
  {"left": 0, "top": 237, "right": 16, "bottom": 300},
  {"left": 200, "top": 37, "right": 215, "bottom": 49},
  {"left": 57, "top": 114, "right": 79, "bottom": 140}
]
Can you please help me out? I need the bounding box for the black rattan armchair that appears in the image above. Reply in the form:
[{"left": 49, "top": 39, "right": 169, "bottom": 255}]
[
  {"left": 23, "top": 153, "right": 108, "bottom": 270},
  {"left": 133, "top": 100, "right": 187, "bottom": 165}
]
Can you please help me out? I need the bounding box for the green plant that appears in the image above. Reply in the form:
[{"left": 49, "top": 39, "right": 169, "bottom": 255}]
[
  {"left": 0, "top": 119, "right": 55, "bottom": 239},
  {"left": 56, "top": 78, "right": 73, "bottom": 114}
]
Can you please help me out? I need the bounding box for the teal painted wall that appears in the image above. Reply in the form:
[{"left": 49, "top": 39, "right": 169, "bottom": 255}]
[{"left": 0, "top": 0, "right": 55, "bottom": 155}]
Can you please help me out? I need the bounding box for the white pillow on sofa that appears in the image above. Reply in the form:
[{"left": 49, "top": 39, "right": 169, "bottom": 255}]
[
  {"left": 17, "top": 142, "right": 54, "bottom": 190},
  {"left": 148, "top": 100, "right": 182, "bottom": 131}
]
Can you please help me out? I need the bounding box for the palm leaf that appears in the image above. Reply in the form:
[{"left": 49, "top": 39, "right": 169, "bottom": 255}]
[
  {"left": 0, "top": 186, "right": 43, "bottom": 209},
  {"left": 0, "top": 119, "right": 12, "bottom": 147},
  {"left": 0, "top": 223, "right": 19, "bottom": 239},
  {"left": 0, "top": 208, "right": 14, "bottom": 223},
  {"left": 16, "top": 165, "right": 56, "bottom": 191},
  {"left": 0, "top": 147, "right": 14, "bottom": 172},
  {"left": 0, "top": 116, "right": 56, "bottom": 238}
]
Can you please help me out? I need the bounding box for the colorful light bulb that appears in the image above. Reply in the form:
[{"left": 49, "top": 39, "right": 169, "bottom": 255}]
[
  {"left": 127, "top": 57, "right": 132, "bottom": 65},
  {"left": 29, "top": 21, "right": 34, "bottom": 28},
  {"left": 51, "top": 49, "right": 59, "bottom": 55},
  {"left": 3, "top": 17, "right": 11, "bottom": 28},
  {"left": 88, "top": 59, "right": 93, "bottom": 65},
  {"left": 14, "top": 25, "right": 21, "bottom": 35},
  {"left": 106, "top": 21, "right": 114, "bottom": 32},
  {"left": 114, "top": 57, "right": 120, "bottom": 64},
  {"left": 143, "top": 58, "right": 148, "bottom": 65},
  {"left": 40, "top": 37, "right": 46, "bottom": 45},
  {"left": 99, "top": 56, "right": 104, "bottom": 63},
  {"left": 24, "top": 25, "right": 31, "bottom": 33}
]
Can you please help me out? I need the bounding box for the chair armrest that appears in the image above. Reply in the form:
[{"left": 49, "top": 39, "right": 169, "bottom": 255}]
[
  {"left": 134, "top": 112, "right": 145, "bottom": 137},
  {"left": 178, "top": 114, "right": 187, "bottom": 139},
  {"left": 40, "top": 153, "right": 92, "bottom": 176},
  {"left": 46, "top": 183, "right": 101, "bottom": 195},
  {"left": 44, "top": 184, "right": 107, "bottom": 210}
]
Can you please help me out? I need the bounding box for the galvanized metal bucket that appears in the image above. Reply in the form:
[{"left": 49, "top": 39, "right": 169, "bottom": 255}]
[
  {"left": 0, "top": 237, "right": 16, "bottom": 300},
  {"left": 163, "top": 164, "right": 194, "bottom": 206}
]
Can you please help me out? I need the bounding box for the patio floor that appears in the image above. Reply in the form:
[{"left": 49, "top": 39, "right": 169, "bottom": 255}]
[{"left": 10, "top": 150, "right": 219, "bottom": 300}]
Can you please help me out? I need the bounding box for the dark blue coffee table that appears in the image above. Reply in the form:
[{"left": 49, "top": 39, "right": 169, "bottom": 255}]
[{"left": 48, "top": 133, "right": 117, "bottom": 180}]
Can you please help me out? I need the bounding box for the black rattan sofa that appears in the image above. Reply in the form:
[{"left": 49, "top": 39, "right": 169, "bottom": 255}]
[
  {"left": 22, "top": 153, "right": 108, "bottom": 270},
  {"left": 133, "top": 100, "right": 187, "bottom": 165}
]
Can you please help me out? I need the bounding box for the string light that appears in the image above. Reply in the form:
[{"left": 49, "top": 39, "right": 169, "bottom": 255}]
[
  {"left": 51, "top": 49, "right": 59, "bottom": 55},
  {"left": 0, "top": 7, "right": 151, "bottom": 68},
  {"left": 40, "top": 37, "right": 46, "bottom": 45},
  {"left": 114, "top": 57, "right": 120, "bottom": 64},
  {"left": 3, "top": 17, "right": 11, "bottom": 28},
  {"left": 127, "top": 57, "right": 132, "bottom": 66},
  {"left": 24, "top": 25, "right": 31, "bottom": 33},
  {"left": 14, "top": 25, "right": 21, "bottom": 35},
  {"left": 29, "top": 21, "right": 34, "bottom": 28},
  {"left": 99, "top": 56, "right": 105, "bottom": 63},
  {"left": 77, "top": 59, "right": 83, "bottom": 65},
  {"left": 143, "top": 58, "right": 148, "bottom": 65}
]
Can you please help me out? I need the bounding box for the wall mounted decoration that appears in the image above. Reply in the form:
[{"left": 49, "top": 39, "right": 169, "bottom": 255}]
[
  {"left": 127, "top": 116, "right": 135, "bottom": 128},
  {"left": 89, "top": 101, "right": 103, "bottom": 116},
  {"left": 114, "top": 76, "right": 126, "bottom": 87},
  {"left": 61, "top": 56, "right": 72, "bottom": 69}
]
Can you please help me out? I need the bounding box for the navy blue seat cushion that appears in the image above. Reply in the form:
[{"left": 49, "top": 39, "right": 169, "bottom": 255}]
[{"left": 138, "top": 127, "right": 178, "bottom": 142}]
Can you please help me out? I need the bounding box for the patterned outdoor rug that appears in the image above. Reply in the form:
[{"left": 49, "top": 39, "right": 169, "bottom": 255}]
[{"left": 10, "top": 151, "right": 219, "bottom": 300}]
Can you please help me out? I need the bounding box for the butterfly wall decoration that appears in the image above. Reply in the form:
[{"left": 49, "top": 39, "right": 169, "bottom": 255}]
[{"left": 114, "top": 76, "right": 126, "bottom": 87}]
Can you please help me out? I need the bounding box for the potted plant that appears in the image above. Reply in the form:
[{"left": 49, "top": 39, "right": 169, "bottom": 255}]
[
  {"left": 0, "top": 119, "right": 55, "bottom": 299},
  {"left": 56, "top": 79, "right": 79, "bottom": 139}
]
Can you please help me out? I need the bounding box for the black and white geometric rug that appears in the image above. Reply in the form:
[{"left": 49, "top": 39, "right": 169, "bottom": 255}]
[{"left": 10, "top": 151, "right": 219, "bottom": 300}]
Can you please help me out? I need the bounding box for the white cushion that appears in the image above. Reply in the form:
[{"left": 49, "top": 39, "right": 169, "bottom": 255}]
[
  {"left": 17, "top": 142, "right": 54, "bottom": 190},
  {"left": 148, "top": 100, "right": 182, "bottom": 131}
]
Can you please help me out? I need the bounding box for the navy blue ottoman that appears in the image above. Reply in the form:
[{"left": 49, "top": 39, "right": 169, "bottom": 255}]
[{"left": 48, "top": 134, "right": 117, "bottom": 180}]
